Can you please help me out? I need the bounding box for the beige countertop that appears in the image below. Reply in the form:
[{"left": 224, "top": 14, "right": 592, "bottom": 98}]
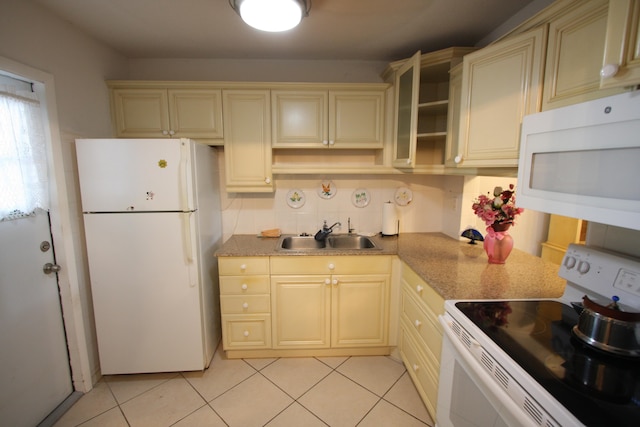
[{"left": 215, "top": 233, "right": 567, "bottom": 301}]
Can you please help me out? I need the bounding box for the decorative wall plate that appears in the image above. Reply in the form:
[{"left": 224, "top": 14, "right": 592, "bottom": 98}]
[
  {"left": 352, "top": 188, "right": 371, "bottom": 208},
  {"left": 286, "top": 189, "right": 305, "bottom": 209},
  {"left": 394, "top": 187, "right": 413, "bottom": 206},
  {"left": 317, "top": 180, "right": 336, "bottom": 199}
]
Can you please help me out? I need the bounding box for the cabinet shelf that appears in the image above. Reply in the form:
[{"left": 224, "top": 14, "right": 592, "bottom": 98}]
[
  {"left": 417, "top": 100, "right": 449, "bottom": 114},
  {"left": 417, "top": 132, "right": 447, "bottom": 140}
]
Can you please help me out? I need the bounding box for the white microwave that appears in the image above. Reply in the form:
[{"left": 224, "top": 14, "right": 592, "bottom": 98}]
[{"left": 517, "top": 91, "right": 640, "bottom": 231}]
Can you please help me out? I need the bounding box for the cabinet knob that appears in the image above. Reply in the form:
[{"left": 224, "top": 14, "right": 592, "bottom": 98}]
[
  {"left": 240, "top": 264, "right": 247, "bottom": 271},
  {"left": 406, "top": 159, "right": 411, "bottom": 164},
  {"left": 328, "top": 263, "right": 335, "bottom": 270},
  {"left": 241, "top": 283, "right": 248, "bottom": 290},
  {"left": 242, "top": 302, "right": 249, "bottom": 309},
  {"left": 168, "top": 130, "right": 176, "bottom": 136},
  {"left": 414, "top": 319, "right": 422, "bottom": 328},
  {"left": 162, "top": 130, "right": 169, "bottom": 135},
  {"left": 600, "top": 63, "right": 620, "bottom": 78},
  {"left": 412, "top": 364, "right": 419, "bottom": 372},
  {"left": 243, "top": 330, "right": 250, "bottom": 337},
  {"left": 325, "top": 278, "right": 331, "bottom": 285},
  {"left": 332, "top": 278, "right": 338, "bottom": 286},
  {"left": 329, "top": 140, "right": 335, "bottom": 146},
  {"left": 322, "top": 140, "right": 329, "bottom": 146},
  {"left": 416, "top": 285, "right": 424, "bottom": 293},
  {"left": 454, "top": 155, "right": 463, "bottom": 164},
  {"left": 265, "top": 177, "right": 271, "bottom": 184}
]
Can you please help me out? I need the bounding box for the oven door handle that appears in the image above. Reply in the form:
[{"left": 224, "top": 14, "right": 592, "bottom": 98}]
[{"left": 438, "top": 314, "right": 552, "bottom": 427}]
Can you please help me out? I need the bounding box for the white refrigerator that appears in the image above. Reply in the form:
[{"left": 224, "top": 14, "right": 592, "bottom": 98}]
[{"left": 76, "top": 138, "right": 222, "bottom": 375}]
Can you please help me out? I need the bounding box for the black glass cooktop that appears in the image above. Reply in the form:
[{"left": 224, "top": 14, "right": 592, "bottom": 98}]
[{"left": 456, "top": 300, "right": 640, "bottom": 427}]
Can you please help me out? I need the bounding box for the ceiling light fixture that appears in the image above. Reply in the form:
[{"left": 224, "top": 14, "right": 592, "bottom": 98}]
[{"left": 229, "top": 0, "right": 311, "bottom": 32}]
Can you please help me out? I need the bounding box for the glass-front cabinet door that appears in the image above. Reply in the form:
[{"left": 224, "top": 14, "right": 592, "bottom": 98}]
[{"left": 393, "top": 51, "right": 420, "bottom": 168}]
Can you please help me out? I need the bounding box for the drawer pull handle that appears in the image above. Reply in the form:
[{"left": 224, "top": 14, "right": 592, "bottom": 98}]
[
  {"left": 243, "top": 330, "right": 250, "bottom": 337},
  {"left": 414, "top": 320, "right": 422, "bottom": 328},
  {"left": 413, "top": 364, "right": 419, "bottom": 372},
  {"left": 328, "top": 263, "right": 335, "bottom": 270},
  {"left": 416, "top": 285, "right": 424, "bottom": 293},
  {"left": 240, "top": 264, "right": 247, "bottom": 271},
  {"left": 241, "top": 284, "right": 248, "bottom": 290},
  {"left": 242, "top": 302, "right": 249, "bottom": 309}
]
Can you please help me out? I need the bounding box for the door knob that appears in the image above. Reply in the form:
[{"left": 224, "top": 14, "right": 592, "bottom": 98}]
[{"left": 43, "top": 263, "right": 61, "bottom": 274}]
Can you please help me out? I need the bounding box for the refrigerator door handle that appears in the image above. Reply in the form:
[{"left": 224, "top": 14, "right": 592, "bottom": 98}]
[
  {"left": 179, "top": 140, "right": 190, "bottom": 212},
  {"left": 182, "top": 212, "right": 195, "bottom": 271}
]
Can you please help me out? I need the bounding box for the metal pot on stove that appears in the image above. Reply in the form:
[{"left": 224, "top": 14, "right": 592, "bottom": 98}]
[{"left": 572, "top": 295, "right": 640, "bottom": 357}]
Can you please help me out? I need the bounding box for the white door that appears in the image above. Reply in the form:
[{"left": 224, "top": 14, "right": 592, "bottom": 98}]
[{"left": 0, "top": 211, "right": 72, "bottom": 426}]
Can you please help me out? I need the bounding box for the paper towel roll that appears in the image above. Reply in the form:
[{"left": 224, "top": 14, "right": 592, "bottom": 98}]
[{"left": 382, "top": 202, "right": 398, "bottom": 235}]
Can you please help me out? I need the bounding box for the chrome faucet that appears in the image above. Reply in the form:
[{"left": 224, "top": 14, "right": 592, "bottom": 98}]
[{"left": 314, "top": 220, "right": 341, "bottom": 241}]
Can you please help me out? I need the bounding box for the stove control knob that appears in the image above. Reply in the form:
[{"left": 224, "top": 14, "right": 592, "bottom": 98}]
[
  {"left": 563, "top": 256, "right": 577, "bottom": 269},
  {"left": 577, "top": 261, "right": 590, "bottom": 275}
]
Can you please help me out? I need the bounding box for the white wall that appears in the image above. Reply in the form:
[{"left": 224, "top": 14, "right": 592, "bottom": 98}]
[
  {"left": 0, "top": 0, "right": 128, "bottom": 382},
  {"left": 128, "top": 58, "right": 389, "bottom": 83}
]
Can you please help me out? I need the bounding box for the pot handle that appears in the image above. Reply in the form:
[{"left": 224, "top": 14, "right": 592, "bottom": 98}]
[{"left": 582, "top": 295, "right": 640, "bottom": 322}]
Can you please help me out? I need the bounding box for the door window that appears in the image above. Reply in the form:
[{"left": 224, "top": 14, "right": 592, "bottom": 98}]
[{"left": 0, "top": 81, "right": 49, "bottom": 221}]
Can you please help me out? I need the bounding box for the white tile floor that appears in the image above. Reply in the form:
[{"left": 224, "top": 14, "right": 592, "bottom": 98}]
[{"left": 53, "top": 345, "right": 434, "bottom": 427}]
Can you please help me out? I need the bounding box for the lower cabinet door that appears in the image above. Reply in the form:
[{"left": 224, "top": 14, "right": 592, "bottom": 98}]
[
  {"left": 331, "top": 274, "right": 390, "bottom": 347},
  {"left": 400, "top": 325, "right": 439, "bottom": 418},
  {"left": 271, "top": 275, "right": 331, "bottom": 349}
]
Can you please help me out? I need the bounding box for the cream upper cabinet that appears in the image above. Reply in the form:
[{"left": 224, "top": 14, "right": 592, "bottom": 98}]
[
  {"left": 389, "top": 48, "right": 474, "bottom": 171},
  {"left": 456, "top": 27, "right": 546, "bottom": 168},
  {"left": 444, "top": 63, "right": 463, "bottom": 167},
  {"left": 392, "top": 51, "right": 420, "bottom": 168},
  {"left": 271, "top": 88, "right": 385, "bottom": 149},
  {"left": 542, "top": 0, "right": 625, "bottom": 111},
  {"left": 270, "top": 256, "right": 391, "bottom": 350},
  {"left": 222, "top": 90, "right": 273, "bottom": 193},
  {"left": 601, "top": 0, "right": 640, "bottom": 89},
  {"left": 109, "top": 87, "right": 223, "bottom": 141}
]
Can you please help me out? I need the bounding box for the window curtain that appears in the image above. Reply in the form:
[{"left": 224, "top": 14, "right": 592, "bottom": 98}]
[{"left": 0, "top": 85, "right": 49, "bottom": 221}]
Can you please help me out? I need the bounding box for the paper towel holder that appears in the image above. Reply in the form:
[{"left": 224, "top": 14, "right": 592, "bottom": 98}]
[{"left": 381, "top": 219, "right": 399, "bottom": 237}]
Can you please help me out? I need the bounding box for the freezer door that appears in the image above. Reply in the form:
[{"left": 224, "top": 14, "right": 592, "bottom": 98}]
[
  {"left": 84, "top": 212, "right": 206, "bottom": 374},
  {"left": 76, "top": 138, "right": 195, "bottom": 212}
]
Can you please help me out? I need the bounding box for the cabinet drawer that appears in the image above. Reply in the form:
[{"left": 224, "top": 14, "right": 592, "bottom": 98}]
[
  {"left": 219, "top": 257, "right": 270, "bottom": 276},
  {"left": 401, "top": 264, "right": 444, "bottom": 317},
  {"left": 270, "top": 255, "right": 391, "bottom": 275},
  {"left": 222, "top": 315, "right": 271, "bottom": 349},
  {"left": 220, "top": 295, "right": 271, "bottom": 314},
  {"left": 220, "top": 276, "right": 270, "bottom": 294},
  {"left": 400, "top": 287, "right": 442, "bottom": 362},
  {"left": 400, "top": 327, "right": 439, "bottom": 416}
]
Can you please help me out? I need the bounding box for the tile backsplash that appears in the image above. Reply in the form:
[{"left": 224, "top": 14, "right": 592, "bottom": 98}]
[{"left": 219, "top": 173, "right": 456, "bottom": 242}]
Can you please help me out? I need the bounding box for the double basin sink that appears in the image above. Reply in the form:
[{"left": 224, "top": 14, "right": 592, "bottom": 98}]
[{"left": 279, "top": 235, "right": 378, "bottom": 251}]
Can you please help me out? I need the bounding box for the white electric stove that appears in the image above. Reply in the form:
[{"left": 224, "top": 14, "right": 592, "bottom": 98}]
[{"left": 437, "top": 244, "right": 640, "bottom": 427}]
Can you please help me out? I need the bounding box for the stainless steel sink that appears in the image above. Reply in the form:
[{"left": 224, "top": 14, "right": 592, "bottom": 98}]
[
  {"left": 278, "top": 235, "right": 377, "bottom": 250},
  {"left": 327, "top": 235, "right": 377, "bottom": 249},
  {"left": 279, "top": 236, "right": 326, "bottom": 250}
]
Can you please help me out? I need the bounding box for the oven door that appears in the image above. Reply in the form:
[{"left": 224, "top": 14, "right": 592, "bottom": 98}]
[{"left": 437, "top": 314, "right": 558, "bottom": 427}]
